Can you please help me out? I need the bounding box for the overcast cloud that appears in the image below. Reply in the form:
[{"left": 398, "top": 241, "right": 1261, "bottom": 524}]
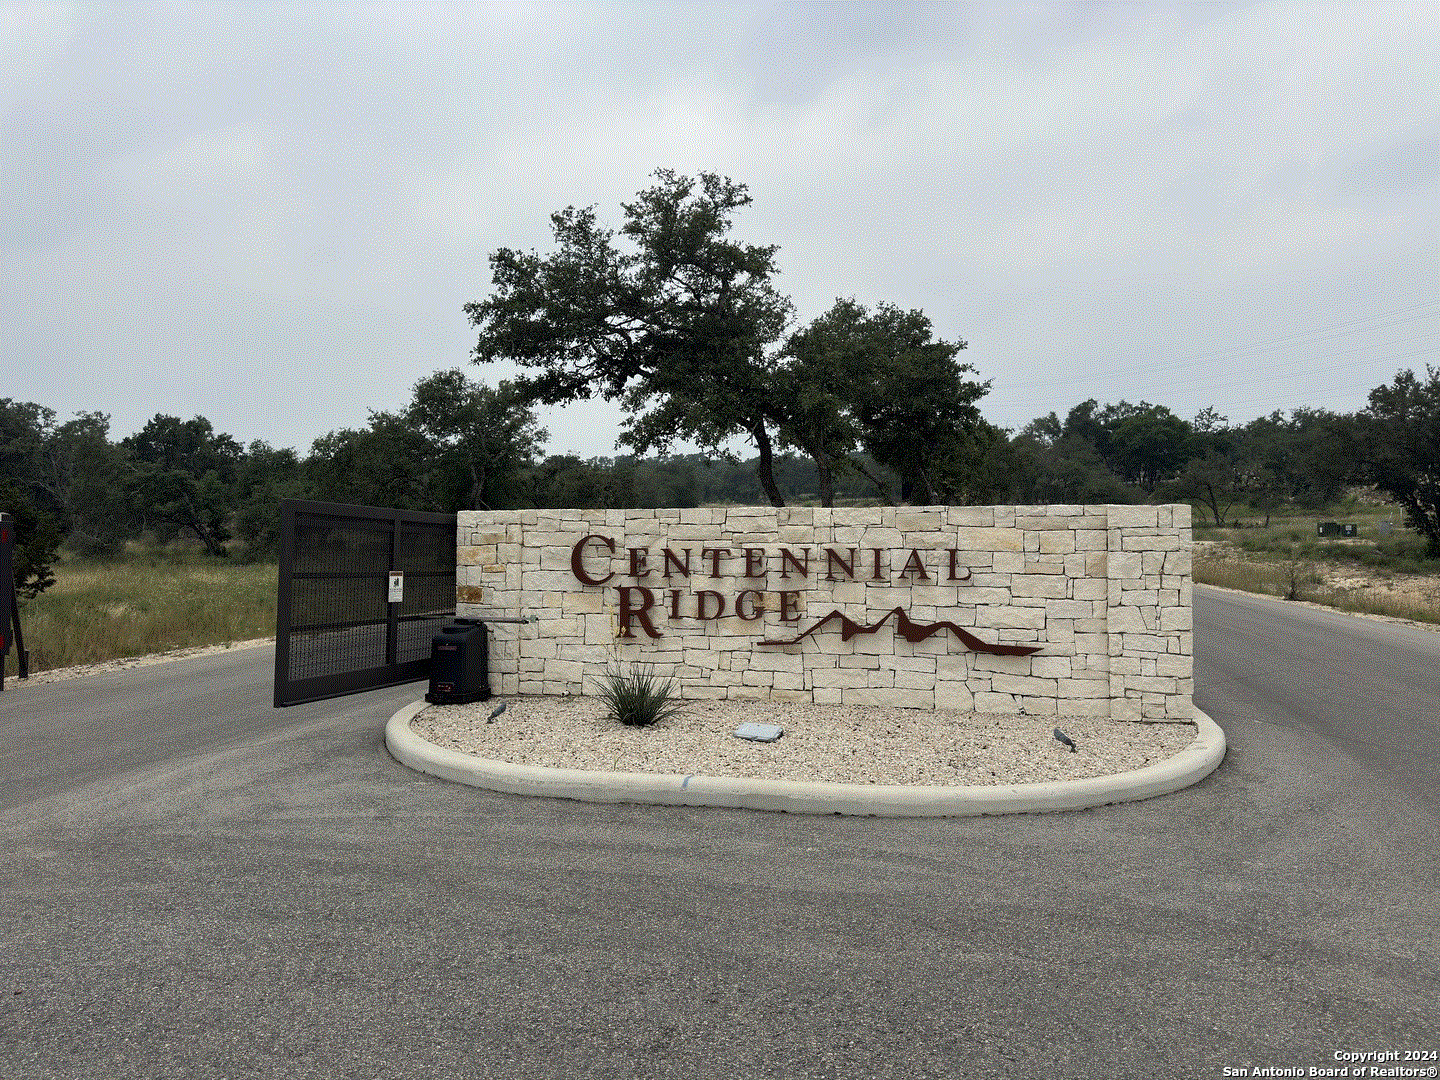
[{"left": 3, "top": 1, "right": 1436, "bottom": 460}]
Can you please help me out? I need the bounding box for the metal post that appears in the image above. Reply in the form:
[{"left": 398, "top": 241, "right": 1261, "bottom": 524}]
[
  {"left": 9, "top": 589, "right": 27, "bottom": 681},
  {"left": 272, "top": 502, "right": 297, "bottom": 708},
  {"left": 0, "top": 512, "right": 20, "bottom": 690}
]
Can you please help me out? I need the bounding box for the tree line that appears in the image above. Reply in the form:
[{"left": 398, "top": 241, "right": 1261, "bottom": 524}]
[
  {"left": 4, "top": 169, "right": 1436, "bottom": 594},
  {"left": 466, "top": 169, "right": 999, "bottom": 508},
  {"left": 460, "top": 168, "right": 1438, "bottom": 553},
  {"left": 5, "top": 358, "right": 1435, "bottom": 598},
  {"left": 0, "top": 382, "right": 894, "bottom": 594}
]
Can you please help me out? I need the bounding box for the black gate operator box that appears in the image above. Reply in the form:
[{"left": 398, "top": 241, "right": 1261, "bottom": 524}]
[{"left": 426, "top": 619, "right": 491, "bottom": 705}]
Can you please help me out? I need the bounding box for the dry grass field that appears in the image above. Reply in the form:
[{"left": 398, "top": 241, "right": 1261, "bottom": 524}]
[
  {"left": 1192, "top": 497, "right": 1439, "bottom": 626},
  {"left": 4, "top": 554, "right": 277, "bottom": 677}
]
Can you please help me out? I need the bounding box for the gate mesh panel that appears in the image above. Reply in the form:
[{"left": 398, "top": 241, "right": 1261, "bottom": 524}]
[{"left": 396, "top": 522, "right": 455, "bottom": 661}]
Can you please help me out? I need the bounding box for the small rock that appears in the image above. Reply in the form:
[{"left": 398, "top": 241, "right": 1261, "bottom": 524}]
[{"left": 734, "top": 722, "right": 784, "bottom": 743}]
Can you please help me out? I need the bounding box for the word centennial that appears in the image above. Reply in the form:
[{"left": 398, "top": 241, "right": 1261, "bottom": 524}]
[{"left": 569, "top": 533, "right": 976, "bottom": 640}]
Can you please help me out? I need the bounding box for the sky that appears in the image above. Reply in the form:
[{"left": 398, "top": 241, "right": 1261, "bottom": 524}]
[{"left": 3, "top": 1, "right": 1436, "bottom": 461}]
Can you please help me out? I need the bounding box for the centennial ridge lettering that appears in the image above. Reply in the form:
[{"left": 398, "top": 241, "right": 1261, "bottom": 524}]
[
  {"left": 571, "top": 535, "right": 1017, "bottom": 650},
  {"left": 570, "top": 535, "right": 975, "bottom": 587}
]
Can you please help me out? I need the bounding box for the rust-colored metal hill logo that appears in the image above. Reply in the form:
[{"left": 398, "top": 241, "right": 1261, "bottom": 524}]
[{"left": 760, "top": 607, "right": 1041, "bottom": 656}]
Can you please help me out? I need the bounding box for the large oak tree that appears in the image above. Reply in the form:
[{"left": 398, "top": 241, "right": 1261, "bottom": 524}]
[
  {"left": 121, "top": 415, "right": 243, "bottom": 557},
  {"left": 777, "top": 299, "right": 993, "bottom": 505},
  {"left": 465, "top": 170, "right": 795, "bottom": 505}
]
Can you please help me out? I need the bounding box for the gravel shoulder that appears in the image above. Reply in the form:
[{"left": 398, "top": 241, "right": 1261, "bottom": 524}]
[
  {"left": 4, "top": 637, "right": 273, "bottom": 687},
  {"left": 410, "top": 697, "right": 1197, "bottom": 787}
]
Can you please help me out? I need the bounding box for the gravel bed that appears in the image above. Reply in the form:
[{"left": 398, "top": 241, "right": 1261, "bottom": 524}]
[{"left": 410, "top": 696, "right": 1196, "bottom": 787}]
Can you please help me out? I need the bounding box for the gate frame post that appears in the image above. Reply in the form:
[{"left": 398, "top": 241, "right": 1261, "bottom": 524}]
[
  {"left": 1, "top": 512, "right": 30, "bottom": 690},
  {"left": 272, "top": 502, "right": 299, "bottom": 708}
]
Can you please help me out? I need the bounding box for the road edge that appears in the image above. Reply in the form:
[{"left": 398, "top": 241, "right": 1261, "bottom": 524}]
[{"left": 385, "top": 701, "right": 1227, "bottom": 816}]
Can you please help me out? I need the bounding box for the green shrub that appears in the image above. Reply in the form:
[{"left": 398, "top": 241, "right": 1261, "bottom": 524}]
[{"left": 593, "top": 664, "right": 684, "bottom": 727}]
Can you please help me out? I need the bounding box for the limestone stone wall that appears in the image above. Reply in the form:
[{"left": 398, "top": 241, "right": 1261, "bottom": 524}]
[{"left": 455, "top": 504, "right": 1193, "bottom": 720}]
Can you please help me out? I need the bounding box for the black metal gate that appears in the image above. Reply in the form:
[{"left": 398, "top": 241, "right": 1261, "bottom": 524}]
[{"left": 274, "top": 500, "right": 456, "bottom": 707}]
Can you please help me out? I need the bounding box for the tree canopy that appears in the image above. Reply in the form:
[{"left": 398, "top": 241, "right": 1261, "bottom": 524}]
[
  {"left": 402, "top": 370, "right": 547, "bottom": 511},
  {"left": 465, "top": 170, "right": 1017, "bottom": 508},
  {"left": 1356, "top": 366, "right": 1440, "bottom": 555},
  {"left": 466, "top": 169, "right": 795, "bottom": 504},
  {"left": 776, "top": 298, "right": 993, "bottom": 505},
  {"left": 5, "top": 363, "right": 1440, "bottom": 584},
  {"left": 121, "top": 415, "right": 242, "bottom": 557},
  {"left": 304, "top": 370, "right": 545, "bottom": 515}
]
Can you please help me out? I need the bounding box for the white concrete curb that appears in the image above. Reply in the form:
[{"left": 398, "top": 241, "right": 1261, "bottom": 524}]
[{"left": 385, "top": 701, "right": 1226, "bottom": 817}]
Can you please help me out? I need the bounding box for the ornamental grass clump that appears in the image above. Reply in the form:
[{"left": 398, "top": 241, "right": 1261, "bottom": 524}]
[{"left": 594, "top": 664, "right": 684, "bottom": 728}]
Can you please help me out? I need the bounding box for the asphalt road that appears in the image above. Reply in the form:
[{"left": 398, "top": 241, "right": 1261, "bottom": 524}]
[
  {"left": 1, "top": 589, "right": 1436, "bottom": 1080},
  {"left": 1193, "top": 587, "right": 1439, "bottom": 812}
]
